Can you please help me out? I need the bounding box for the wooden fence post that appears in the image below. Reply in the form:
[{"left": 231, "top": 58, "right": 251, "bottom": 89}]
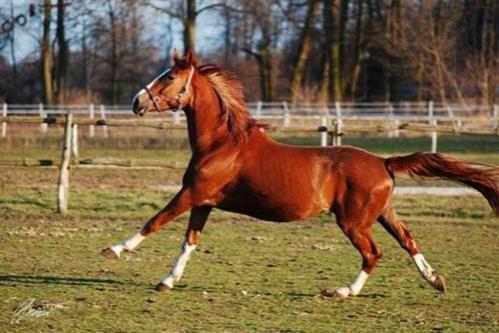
[
  {"left": 335, "top": 102, "right": 343, "bottom": 146},
  {"left": 71, "top": 124, "right": 79, "bottom": 159},
  {"left": 332, "top": 120, "right": 342, "bottom": 146},
  {"left": 256, "top": 101, "right": 262, "bottom": 118},
  {"left": 388, "top": 103, "right": 399, "bottom": 138},
  {"left": 387, "top": 103, "right": 393, "bottom": 138},
  {"left": 89, "top": 103, "right": 95, "bottom": 138},
  {"left": 173, "top": 111, "right": 180, "bottom": 125},
  {"left": 494, "top": 104, "right": 498, "bottom": 133},
  {"left": 283, "top": 101, "right": 290, "bottom": 128},
  {"left": 57, "top": 112, "right": 72, "bottom": 214},
  {"left": 431, "top": 118, "right": 438, "bottom": 153},
  {"left": 100, "top": 104, "right": 108, "bottom": 137},
  {"left": 320, "top": 117, "right": 328, "bottom": 147},
  {"left": 428, "top": 100, "right": 437, "bottom": 152},
  {"left": 446, "top": 105, "right": 457, "bottom": 130},
  {"left": 1, "top": 103, "right": 6, "bottom": 138},
  {"left": 428, "top": 100, "right": 434, "bottom": 120},
  {"left": 39, "top": 103, "right": 47, "bottom": 133}
]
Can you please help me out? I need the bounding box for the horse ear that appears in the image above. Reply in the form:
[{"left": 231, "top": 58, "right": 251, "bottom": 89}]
[
  {"left": 173, "top": 48, "right": 180, "bottom": 63},
  {"left": 185, "top": 48, "right": 196, "bottom": 66}
]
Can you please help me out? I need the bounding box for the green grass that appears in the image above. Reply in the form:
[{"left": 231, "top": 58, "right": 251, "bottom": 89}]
[
  {"left": 1, "top": 130, "right": 498, "bottom": 331},
  {"left": 1, "top": 132, "right": 498, "bottom": 163},
  {"left": 0, "top": 185, "right": 497, "bottom": 332}
]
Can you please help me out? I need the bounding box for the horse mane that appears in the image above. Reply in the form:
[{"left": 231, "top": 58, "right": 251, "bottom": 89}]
[{"left": 197, "top": 64, "right": 266, "bottom": 141}]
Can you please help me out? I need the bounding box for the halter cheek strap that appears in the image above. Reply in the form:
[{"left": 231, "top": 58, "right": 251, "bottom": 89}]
[
  {"left": 171, "top": 65, "right": 195, "bottom": 110},
  {"left": 143, "top": 66, "right": 195, "bottom": 113},
  {"left": 143, "top": 85, "right": 162, "bottom": 112}
]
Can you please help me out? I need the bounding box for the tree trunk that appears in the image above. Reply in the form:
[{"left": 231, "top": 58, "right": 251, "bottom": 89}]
[
  {"left": 383, "top": 0, "right": 401, "bottom": 102},
  {"left": 349, "top": 0, "right": 364, "bottom": 99},
  {"left": 184, "top": 0, "right": 196, "bottom": 51},
  {"left": 339, "top": 0, "right": 348, "bottom": 97},
  {"left": 324, "top": 0, "right": 343, "bottom": 102},
  {"left": 261, "top": 46, "right": 273, "bottom": 102},
  {"left": 9, "top": 0, "right": 17, "bottom": 86},
  {"left": 223, "top": 6, "right": 232, "bottom": 64},
  {"left": 416, "top": 58, "right": 424, "bottom": 103},
  {"left": 485, "top": 0, "right": 497, "bottom": 104},
  {"left": 82, "top": 19, "right": 90, "bottom": 102},
  {"left": 41, "top": 0, "right": 54, "bottom": 105},
  {"left": 318, "top": 55, "right": 330, "bottom": 103},
  {"left": 243, "top": 44, "right": 273, "bottom": 102},
  {"left": 56, "top": 0, "right": 69, "bottom": 104},
  {"left": 107, "top": 0, "right": 119, "bottom": 105},
  {"left": 289, "top": 0, "right": 320, "bottom": 106}
]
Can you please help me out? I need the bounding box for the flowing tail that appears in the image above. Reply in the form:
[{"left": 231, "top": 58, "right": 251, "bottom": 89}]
[{"left": 385, "top": 152, "right": 499, "bottom": 217}]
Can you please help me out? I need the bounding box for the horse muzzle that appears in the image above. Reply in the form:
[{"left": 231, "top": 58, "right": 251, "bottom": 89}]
[{"left": 132, "top": 91, "right": 150, "bottom": 116}]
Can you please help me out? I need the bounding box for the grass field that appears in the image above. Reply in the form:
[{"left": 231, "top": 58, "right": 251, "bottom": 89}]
[
  {"left": 1, "top": 131, "right": 498, "bottom": 332},
  {"left": 1, "top": 186, "right": 498, "bottom": 332}
]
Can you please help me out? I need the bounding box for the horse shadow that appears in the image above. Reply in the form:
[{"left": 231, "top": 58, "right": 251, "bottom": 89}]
[
  {"left": 0, "top": 275, "right": 387, "bottom": 299},
  {"left": 0, "top": 274, "right": 146, "bottom": 288}
]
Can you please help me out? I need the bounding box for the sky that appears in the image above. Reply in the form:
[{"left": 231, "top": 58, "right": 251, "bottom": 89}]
[{"left": 0, "top": 0, "right": 224, "bottom": 63}]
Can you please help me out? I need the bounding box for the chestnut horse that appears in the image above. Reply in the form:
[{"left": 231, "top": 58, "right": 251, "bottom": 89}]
[{"left": 102, "top": 49, "right": 498, "bottom": 298}]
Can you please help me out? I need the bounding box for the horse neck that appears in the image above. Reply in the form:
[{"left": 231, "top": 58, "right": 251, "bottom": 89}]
[{"left": 184, "top": 79, "right": 229, "bottom": 154}]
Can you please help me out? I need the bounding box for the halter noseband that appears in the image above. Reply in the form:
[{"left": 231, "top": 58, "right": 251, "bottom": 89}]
[{"left": 143, "top": 66, "right": 195, "bottom": 113}]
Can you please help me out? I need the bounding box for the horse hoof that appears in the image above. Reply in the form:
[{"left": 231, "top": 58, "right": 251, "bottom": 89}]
[
  {"left": 334, "top": 287, "right": 351, "bottom": 299},
  {"left": 101, "top": 247, "right": 119, "bottom": 260},
  {"left": 155, "top": 283, "right": 172, "bottom": 292},
  {"left": 431, "top": 274, "right": 446, "bottom": 292},
  {"left": 321, "top": 287, "right": 350, "bottom": 299},
  {"left": 320, "top": 288, "right": 335, "bottom": 297}
]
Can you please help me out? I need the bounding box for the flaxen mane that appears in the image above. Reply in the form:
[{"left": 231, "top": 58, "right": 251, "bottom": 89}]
[{"left": 197, "top": 64, "right": 265, "bottom": 141}]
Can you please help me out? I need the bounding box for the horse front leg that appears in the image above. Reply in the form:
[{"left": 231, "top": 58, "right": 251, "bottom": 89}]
[
  {"left": 156, "top": 205, "right": 212, "bottom": 291},
  {"left": 101, "top": 189, "right": 193, "bottom": 259}
]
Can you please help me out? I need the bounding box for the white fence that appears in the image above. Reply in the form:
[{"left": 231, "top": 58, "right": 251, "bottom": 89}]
[
  {"left": 2, "top": 101, "right": 498, "bottom": 154},
  {"left": 2, "top": 101, "right": 497, "bottom": 120}
]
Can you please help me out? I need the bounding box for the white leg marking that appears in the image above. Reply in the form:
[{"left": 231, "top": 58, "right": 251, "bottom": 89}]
[
  {"left": 110, "top": 232, "right": 145, "bottom": 258},
  {"left": 349, "top": 270, "right": 369, "bottom": 296},
  {"left": 334, "top": 270, "right": 369, "bottom": 298},
  {"left": 161, "top": 239, "right": 197, "bottom": 288},
  {"left": 413, "top": 253, "right": 435, "bottom": 282}
]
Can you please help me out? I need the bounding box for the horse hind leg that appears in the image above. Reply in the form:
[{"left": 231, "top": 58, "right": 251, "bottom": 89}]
[{"left": 377, "top": 206, "right": 445, "bottom": 292}]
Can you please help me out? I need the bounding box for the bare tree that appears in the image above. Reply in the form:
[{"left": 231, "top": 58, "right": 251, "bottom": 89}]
[
  {"left": 41, "top": 0, "right": 54, "bottom": 105},
  {"left": 144, "top": 0, "right": 229, "bottom": 52},
  {"left": 55, "top": 0, "right": 70, "bottom": 104},
  {"left": 322, "top": 0, "right": 343, "bottom": 102},
  {"left": 289, "top": 0, "right": 320, "bottom": 106}
]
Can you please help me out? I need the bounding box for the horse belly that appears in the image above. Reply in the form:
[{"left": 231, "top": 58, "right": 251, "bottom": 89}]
[{"left": 217, "top": 186, "right": 324, "bottom": 222}]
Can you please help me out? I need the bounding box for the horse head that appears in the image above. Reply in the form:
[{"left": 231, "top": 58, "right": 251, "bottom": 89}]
[{"left": 133, "top": 49, "right": 196, "bottom": 116}]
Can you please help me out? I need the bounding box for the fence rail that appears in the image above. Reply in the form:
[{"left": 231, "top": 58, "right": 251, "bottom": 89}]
[
  {"left": 2, "top": 101, "right": 498, "bottom": 118},
  {"left": 1, "top": 113, "right": 497, "bottom": 214},
  {"left": 2, "top": 102, "right": 498, "bottom": 140}
]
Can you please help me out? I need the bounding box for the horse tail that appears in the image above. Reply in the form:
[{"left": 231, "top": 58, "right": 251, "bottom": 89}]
[{"left": 385, "top": 152, "right": 499, "bottom": 217}]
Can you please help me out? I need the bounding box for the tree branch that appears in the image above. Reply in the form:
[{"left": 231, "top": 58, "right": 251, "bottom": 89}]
[
  {"left": 241, "top": 48, "right": 261, "bottom": 59},
  {"left": 141, "top": 0, "right": 186, "bottom": 23}
]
